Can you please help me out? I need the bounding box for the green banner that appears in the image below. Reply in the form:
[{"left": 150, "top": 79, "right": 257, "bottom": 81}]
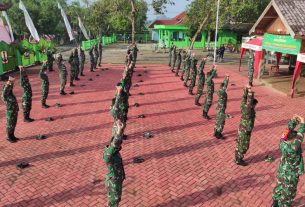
[{"left": 262, "top": 33, "right": 301, "bottom": 55}]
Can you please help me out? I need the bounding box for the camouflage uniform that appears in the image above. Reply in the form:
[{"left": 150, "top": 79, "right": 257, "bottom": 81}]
[
  {"left": 1, "top": 81, "right": 19, "bottom": 142},
  {"left": 189, "top": 57, "right": 198, "bottom": 95},
  {"left": 214, "top": 77, "right": 229, "bottom": 139},
  {"left": 79, "top": 48, "right": 86, "bottom": 76},
  {"left": 89, "top": 47, "right": 95, "bottom": 72},
  {"left": 248, "top": 52, "right": 254, "bottom": 86},
  {"left": 183, "top": 55, "right": 191, "bottom": 87},
  {"left": 170, "top": 46, "right": 177, "bottom": 72},
  {"left": 103, "top": 132, "right": 125, "bottom": 207},
  {"left": 94, "top": 45, "right": 99, "bottom": 69},
  {"left": 57, "top": 55, "right": 68, "bottom": 94},
  {"left": 195, "top": 60, "right": 206, "bottom": 105},
  {"left": 175, "top": 50, "right": 182, "bottom": 76},
  {"left": 180, "top": 52, "right": 187, "bottom": 81},
  {"left": 47, "top": 50, "right": 55, "bottom": 72},
  {"left": 272, "top": 119, "right": 305, "bottom": 207},
  {"left": 74, "top": 50, "right": 80, "bottom": 80},
  {"left": 131, "top": 45, "right": 139, "bottom": 64},
  {"left": 202, "top": 68, "right": 217, "bottom": 119},
  {"left": 20, "top": 69, "right": 33, "bottom": 121},
  {"left": 98, "top": 42, "right": 103, "bottom": 67},
  {"left": 39, "top": 63, "right": 49, "bottom": 107},
  {"left": 235, "top": 88, "right": 256, "bottom": 163},
  {"left": 69, "top": 52, "right": 77, "bottom": 85},
  {"left": 168, "top": 45, "right": 173, "bottom": 67}
]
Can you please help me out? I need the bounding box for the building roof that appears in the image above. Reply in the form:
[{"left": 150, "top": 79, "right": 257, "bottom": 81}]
[
  {"left": 149, "top": 12, "right": 186, "bottom": 29},
  {"left": 250, "top": 0, "right": 305, "bottom": 39}
]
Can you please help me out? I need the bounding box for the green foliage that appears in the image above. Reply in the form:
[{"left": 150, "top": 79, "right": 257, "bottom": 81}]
[{"left": 151, "top": 0, "right": 175, "bottom": 14}]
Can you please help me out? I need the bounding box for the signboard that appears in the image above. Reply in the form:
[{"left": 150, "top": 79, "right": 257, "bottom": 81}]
[
  {"left": 297, "top": 53, "right": 305, "bottom": 63},
  {"left": 241, "top": 43, "right": 262, "bottom": 51},
  {"left": 262, "top": 33, "right": 301, "bottom": 55}
]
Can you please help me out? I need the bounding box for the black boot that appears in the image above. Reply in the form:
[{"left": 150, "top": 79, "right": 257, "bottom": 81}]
[
  {"left": 7, "top": 133, "right": 18, "bottom": 143},
  {"left": 183, "top": 83, "right": 187, "bottom": 87},
  {"left": 195, "top": 101, "right": 201, "bottom": 106},
  {"left": 24, "top": 114, "right": 34, "bottom": 123},
  {"left": 235, "top": 156, "right": 248, "bottom": 166},
  {"left": 42, "top": 103, "right": 50, "bottom": 109},
  {"left": 60, "top": 90, "right": 67, "bottom": 95},
  {"left": 70, "top": 82, "right": 75, "bottom": 87},
  {"left": 249, "top": 81, "right": 253, "bottom": 87},
  {"left": 189, "top": 91, "right": 194, "bottom": 95},
  {"left": 75, "top": 77, "right": 80, "bottom": 81},
  {"left": 271, "top": 200, "right": 279, "bottom": 207},
  {"left": 80, "top": 73, "right": 85, "bottom": 76}
]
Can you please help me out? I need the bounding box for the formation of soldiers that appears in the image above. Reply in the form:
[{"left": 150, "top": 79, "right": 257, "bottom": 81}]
[
  {"left": 1, "top": 42, "right": 103, "bottom": 143},
  {"left": 103, "top": 43, "right": 138, "bottom": 207},
  {"left": 168, "top": 45, "right": 304, "bottom": 206}
]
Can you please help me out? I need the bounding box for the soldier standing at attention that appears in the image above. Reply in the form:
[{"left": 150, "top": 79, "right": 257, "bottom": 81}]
[
  {"left": 183, "top": 52, "right": 192, "bottom": 87},
  {"left": 131, "top": 44, "right": 139, "bottom": 64},
  {"left": 98, "top": 42, "right": 103, "bottom": 67},
  {"left": 69, "top": 50, "right": 77, "bottom": 86},
  {"left": 195, "top": 57, "right": 206, "bottom": 106},
  {"left": 248, "top": 51, "right": 254, "bottom": 86},
  {"left": 272, "top": 115, "right": 305, "bottom": 207},
  {"left": 39, "top": 61, "right": 50, "bottom": 108},
  {"left": 180, "top": 50, "right": 187, "bottom": 81},
  {"left": 19, "top": 66, "right": 34, "bottom": 122},
  {"left": 235, "top": 86, "right": 258, "bottom": 166},
  {"left": 1, "top": 76, "right": 19, "bottom": 143},
  {"left": 74, "top": 48, "right": 80, "bottom": 81},
  {"left": 170, "top": 45, "right": 177, "bottom": 72},
  {"left": 94, "top": 45, "right": 99, "bottom": 69},
  {"left": 214, "top": 75, "right": 229, "bottom": 139},
  {"left": 56, "top": 54, "right": 67, "bottom": 95},
  {"left": 89, "top": 46, "right": 95, "bottom": 72},
  {"left": 79, "top": 47, "right": 86, "bottom": 76},
  {"left": 47, "top": 49, "right": 55, "bottom": 72},
  {"left": 168, "top": 43, "right": 174, "bottom": 67},
  {"left": 202, "top": 67, "right": 217, "bottom": 119},
  {"left": 188, "top": 53, "right": 198, "bottom": 95},
  {"left": 103, "top": 120, "right": 125, "bottom": 207},
  {"left": 175, "top": 49, "right": 182, "bottom": 77}
]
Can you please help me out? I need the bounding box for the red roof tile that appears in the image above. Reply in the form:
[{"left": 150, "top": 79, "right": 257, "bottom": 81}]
[{"left": 149, "top": 11, "right": 186, "bottom": 28}]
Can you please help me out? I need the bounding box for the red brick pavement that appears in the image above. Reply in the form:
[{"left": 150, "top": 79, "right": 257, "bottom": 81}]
[{"left": 0, "top": 63, "right": 305, "bottom": 207}]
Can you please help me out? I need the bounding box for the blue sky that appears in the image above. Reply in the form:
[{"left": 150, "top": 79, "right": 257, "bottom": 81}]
[{"left": 146, "top": 0, "right": 191, "bottom": 20}]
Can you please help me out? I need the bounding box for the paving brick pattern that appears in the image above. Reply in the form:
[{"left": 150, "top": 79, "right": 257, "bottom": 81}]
[{"left": 0, "top": 62, "right": 305, "bottom": 207}]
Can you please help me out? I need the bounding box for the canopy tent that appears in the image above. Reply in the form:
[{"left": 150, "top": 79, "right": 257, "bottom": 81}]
[
  {"left": 239, "top": 36, "right": 263, "bottom": 78},
  {"left": 291, "top": 53, "right": 305, "bottom": 98}
]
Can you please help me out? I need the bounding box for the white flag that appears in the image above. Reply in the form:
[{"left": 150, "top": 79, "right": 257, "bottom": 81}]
[
  {"left": 19, "top": 0, "right": 39, "bottom": 41},
  {"left": 2, "top": 11, "right": 14, "bottom": 42},
  {"left": 58, "top": 2, "right": 74, "bottom": 41},
  {"left": 78, "top": 16, "right": 89, "bottom": 40}
]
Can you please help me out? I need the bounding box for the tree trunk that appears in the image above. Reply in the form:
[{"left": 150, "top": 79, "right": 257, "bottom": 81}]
[
  {"left": 131, "top": 0, "right": 136, "bottom": 44},
  {"left": 189, "top": 11, "right": 211, "bottom": 50}
]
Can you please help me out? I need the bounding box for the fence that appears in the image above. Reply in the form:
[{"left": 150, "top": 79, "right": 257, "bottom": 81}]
[{"left": 81, "top": 34, "right": 117, "bottom": 50}]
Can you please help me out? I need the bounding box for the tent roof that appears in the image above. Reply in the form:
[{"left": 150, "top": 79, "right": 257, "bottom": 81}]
[{"left": 246, "top": 36, "right": 263, "bottom": 46}]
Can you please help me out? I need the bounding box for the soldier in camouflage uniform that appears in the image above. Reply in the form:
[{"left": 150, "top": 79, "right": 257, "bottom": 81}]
[
  {"left": 79, "top": 47, "right": 86, "bottom": 76},
  {"left": 125, "top": 49, "right": 132, "bottom": 67},
  {"left": 74, "top": 48, "right": 80, "bottom": 81},
  {"left": 47, "top": 49, "right": 55, "bottom": 72},
  {"left": 131, "top": 44, "right": 139, "bottom": 64},
  {"left": 103, "top": 120, "right": 125, "bottom": 207},
  {"left": 195, "top": 58, "right": 206, "bottom": 106},
  {"left": 271, "top": 115, "right": 305, "bottom": 207},
  {"left": 170, "top": 45, "right": 177, "bottom": 72},
  {"left": 235, "top": 86, "right": 258, "bottom": 166},
  {"left": 189, "top": 53, "right": 198, "bottom": 95},
  {"left": 94, "top": 45, "right": 99, "bottom": 69},
  {"left": 202, "top": 67, "right": 217, "bottom": 119},
  {"left": 39, "top": 61, "right": 50, "bottom": 108},
  {"left": 248, "top": 51, "right": 254, "bottom": 87},
  {"left": 69, "top": 49, "right": 77, "bottom": 86},
  {"left": 180, "top": 50, "right": 187, "bottom": 81},
  {"left": 1, "top": 76, "right": 19, "bottom": 143},
  {"left": 56, "top": 54, "right": 67, "bottom": 95},
  {"left": 98, "top": 42, "right": 103, "bottom": 67},
  {"left": 19, "top": 66, "right": 34, "bottom": 122},
  {"left": 168, "top": 44, "right": 173, "bottom": 67},
  {"left": 89, "top": 46, "right": 95, "bottom": 72},
  {"left": 183, "top": 53, "right": 192, "bottom": 87},
  {"left": 214, "top": 75, "right": 229, "bottom": 139},
  {"left": 175, "top": 49, "right": 182, "bottom": 77}
]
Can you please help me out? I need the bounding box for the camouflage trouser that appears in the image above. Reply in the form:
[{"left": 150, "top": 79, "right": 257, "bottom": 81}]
[
  {"left": 189, "top": 73, "right": 197, "bottom": 93},
  {"left": 195, "top": 80, "right": 204, "bottom": 104},
  {"left": 273, "top": 172, "right": 299, "bottom": 207},
  {"left": 105, "top": 176, "right": 123, "bottom": 207},
  {"left": 6, "top": 109, "right": 18, "bottom": 137},
  {"left": 183, "top": 68, "right": 191, "bottom": 85},
  {"left": 70, "top": 67, "right": 76, "bottom": 83},
  {"left": 47, "top": 61, "right": 53, "bottom": 71},
  {"left": 203, "top": 93, "right": 213, "bottom": 114},
  {"left": 180, "top": 64, "right": 186, "bottom": 80},
  {"left": 60, "top": 72, "right": 67, "bottom": 91},
  {"left": 80, "top": 61, "right": 85, "bottom": 75},
  {"left": 41, "top": 82, "right": 49, "bottom": 104},
  {"left": 214, "top": 110, "right": 226, "bottom": 134},
  {"left": 90, "top": 60, "right": 95, "bottom": 71},
  {"left": 171, "top": 57, "right": 176, "bottom": 71},
  {"left": 94, "top": 57, "right": 98, "bottom": 69},
  {"left": 168, "top": 55, "right": 172, "bottom": 67},
  {"left": 175, "top": 60, "right": 181, "bottom": 76},
  {"left": 98, "top": 54, "right": 102, "bottom": 66},
  {"left": 75, "top": 65, "right": 80, "bottom": 78},
  {"left": 248, "top": 69, "right": 254, "bottom": 84},
  {"left": 235, "top": 129, "right": 251, "bottom": 160},
  {"left": 22, "top": 96, "right": 32, "bottom": 118}
]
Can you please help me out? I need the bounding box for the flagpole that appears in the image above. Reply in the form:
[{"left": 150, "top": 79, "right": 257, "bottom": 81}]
[{"left": 213, "top": 0, "right": 220, "bottom": 66}]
